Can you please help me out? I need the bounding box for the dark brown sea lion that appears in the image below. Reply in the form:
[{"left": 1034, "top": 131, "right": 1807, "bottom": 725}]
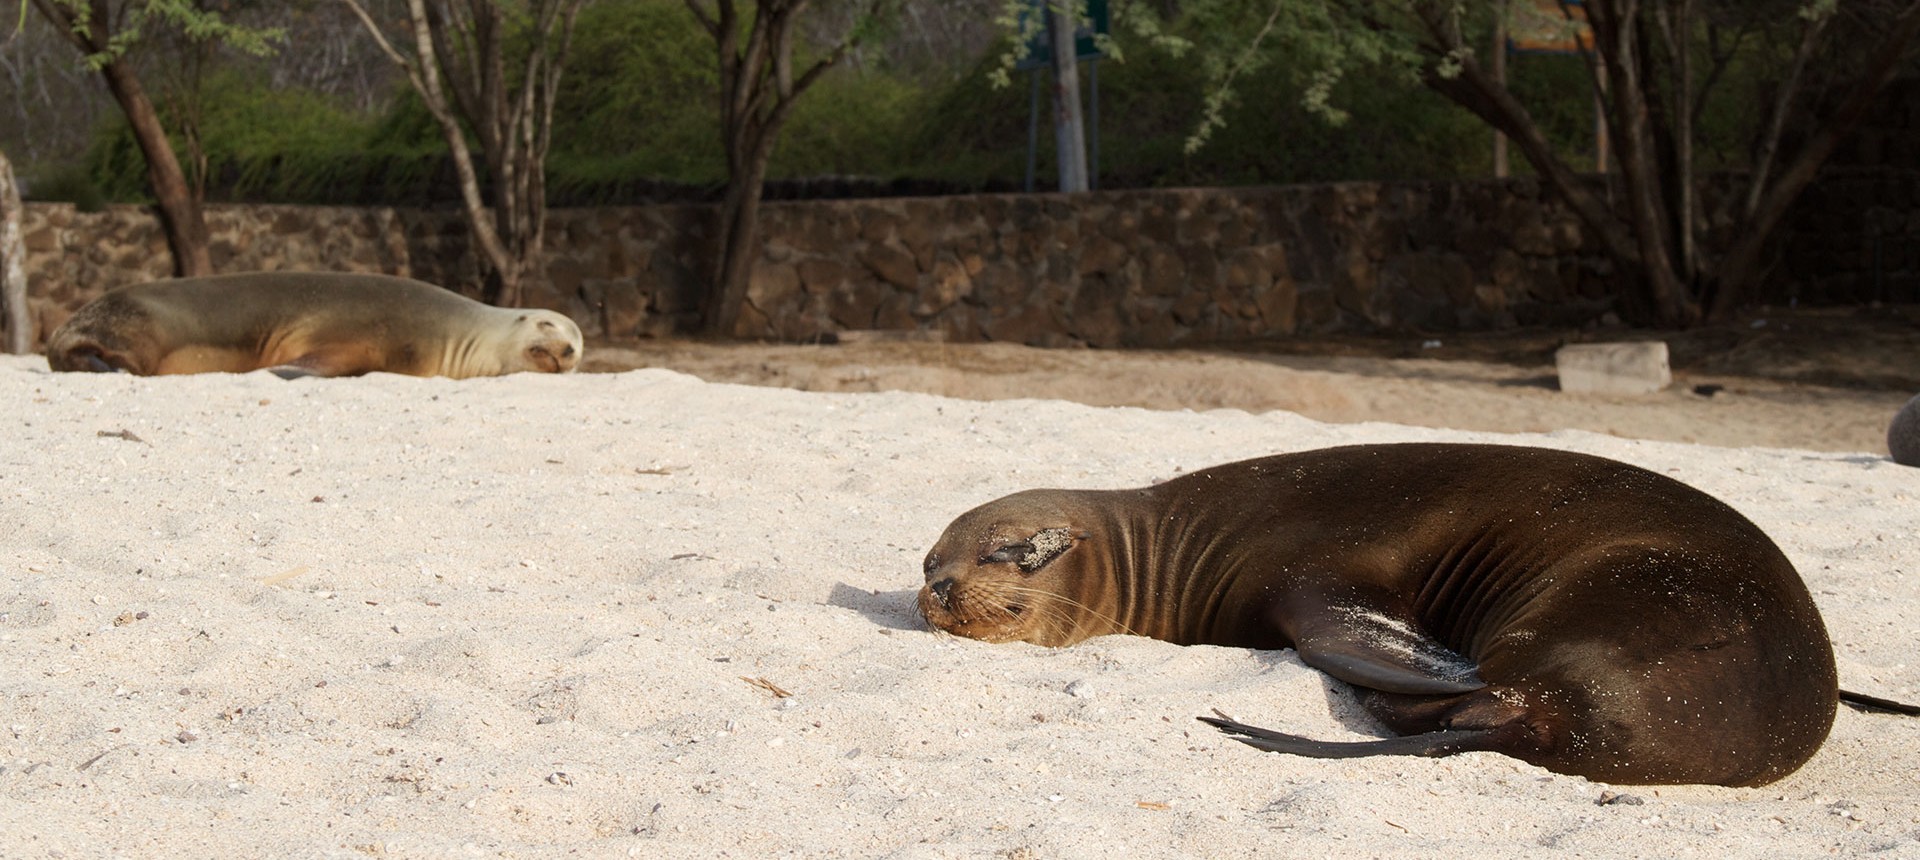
[
  {"left": 46, "top": 272, "right": 582, "bottom": 379},
  {"left": 917, "top": 443, "right": 1896, "bottom": 787}
]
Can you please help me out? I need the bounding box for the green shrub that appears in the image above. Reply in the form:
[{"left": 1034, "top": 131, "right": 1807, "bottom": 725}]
[
  {"left": 23, "top": 162, "right": 109, "bottom": 211},
  {"left": 550, "top": 0, "right": 724, "bottom": 180},
  {"left": 83, "top": 69, "right": 441, "bottom": 204},
  {"left": 70, "top": 4, "right": 1763, "bottom": 203}
]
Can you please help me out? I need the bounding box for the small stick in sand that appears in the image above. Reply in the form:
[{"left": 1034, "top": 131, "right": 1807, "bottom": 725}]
[{"left": 742, "top": 676, "right": 792, "bottom": 698}]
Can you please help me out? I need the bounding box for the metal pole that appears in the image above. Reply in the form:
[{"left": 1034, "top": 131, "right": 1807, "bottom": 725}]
[
  {"left": 1088, "top": 57, "right": 1100, "bottom": 191},
  {"left": 1046, "top": 4, "right": 1088, "bottom": 193},
  {"left": 1026, "top": 68, "right": 1041, "bottom": 193}
]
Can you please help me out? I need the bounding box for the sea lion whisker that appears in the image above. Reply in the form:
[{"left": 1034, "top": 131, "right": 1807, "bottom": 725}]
[
  {"left": 996, "top": 584, "right": 1144, "bottom": 639},
  {"left": 959, "top": 582, "right": 1134, "bottom": 639}
]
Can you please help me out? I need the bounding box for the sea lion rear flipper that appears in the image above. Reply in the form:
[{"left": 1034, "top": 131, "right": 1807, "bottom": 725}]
[
  {"left": 1197, "top": 714, "right": 1500, "bottom": 759},
  {"left": 1278, "top": 597, "right": 1485, "bottom": 695},
  {"left": 1840, "top": 689, "right": 1920, "bottom": 715}
]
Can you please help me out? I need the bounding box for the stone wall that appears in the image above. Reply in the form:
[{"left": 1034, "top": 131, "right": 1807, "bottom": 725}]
[
  {"left": 742, "top": 181, "right": 1617, "bottom": 347},
  {"left": 11, "top": 180, "right": 1633, "bottom": 350}
]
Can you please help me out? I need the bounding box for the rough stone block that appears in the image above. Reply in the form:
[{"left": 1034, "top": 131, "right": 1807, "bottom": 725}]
[
  {"left": 23, "top": 226, "right": 57, "bottom": 253},
  {"left": 859, "top": 242, "right": 920, "bottom": 290},
  {"left": 1556, "top": 342, "right": 1671, "bottom": 395}
]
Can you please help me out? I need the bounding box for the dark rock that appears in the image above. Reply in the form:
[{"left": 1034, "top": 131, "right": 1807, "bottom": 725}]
[{"left": 1890, "top": 393, "right": 1920, "bottom": 466}]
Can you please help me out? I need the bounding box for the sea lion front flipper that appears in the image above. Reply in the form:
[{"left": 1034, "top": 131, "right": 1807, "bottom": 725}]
[
  {"left": 267, "top": 348, "right": 369, "bottom": 379},
  {"left": 1196, "top": 714, "right": 1500, "bottom": 759},
  {"left": 1277, "top": 596, "right": 1485, "bottom": 695},
  {"left": 268, "top": 365, "right": 318, "bottom": 380}
]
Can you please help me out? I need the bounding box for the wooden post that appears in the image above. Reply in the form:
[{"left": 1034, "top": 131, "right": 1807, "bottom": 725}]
[
  {"left": 0, "top": 149, "right": 29, "bottom": 355},
  {"left": 1597, "top": 73, "right": 1612, "bottom": 174},
  {"left": 1493, "top": 0, "right": 1510, "bottom": 178}
]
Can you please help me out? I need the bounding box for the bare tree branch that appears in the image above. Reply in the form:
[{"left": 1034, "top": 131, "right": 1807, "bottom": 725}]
[
  {"left": 341, "top": 0, "right": 586, "bottom": 308},
  {"left": 1743, "top": 11, "right": 1827, "bottom": 222}
]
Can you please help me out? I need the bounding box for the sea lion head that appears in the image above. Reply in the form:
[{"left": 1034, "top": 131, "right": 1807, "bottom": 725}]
[
  {"left": 44, "top": 290, "right": 159, "bottom": 374},
  {"left": 505, "top": 310, "right": 584, "bottom": 374},
  {"left": 917, "top": 489, "right": 1120, "bottom": 647}
]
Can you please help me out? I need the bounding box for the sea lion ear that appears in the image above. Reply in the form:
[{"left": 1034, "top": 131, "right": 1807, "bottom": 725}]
[{"left": 988, "top": 527, "right": 1076, "bottom": 574}]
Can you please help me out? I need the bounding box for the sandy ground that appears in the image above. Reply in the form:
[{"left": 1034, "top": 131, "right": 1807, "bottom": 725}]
[
  {"left": 3, "top": 346, "right": 1918, "bottom": 858},
  {"left": 584, "top": 336, "right": 1915, "bottom": 455}
]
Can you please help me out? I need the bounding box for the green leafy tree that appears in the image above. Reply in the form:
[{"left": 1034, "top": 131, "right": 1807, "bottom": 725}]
[{"left": 25, "top": 0, "right": 281, "bottom": 277}]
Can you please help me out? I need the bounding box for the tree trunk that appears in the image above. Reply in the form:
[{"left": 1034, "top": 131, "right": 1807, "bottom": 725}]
[
  {"left": 1588, "top": 1, "right": 1694, "bottom": 325},
  {"left": 1656, "top": 0, "right": 1696, "bottom": 286},
  {"left": 1048, "top": 4, "right": 1088, "bottom": 193},
  {"left": 711, "top": 136, "right": 772, "bottom": 337},
  {"left": 708, "top": 46, "right": 766, "bottom": 339},
  {"left": 32, "top": 0, "right": 214, "bottom": 278},
  {"left": 0, "top": 149, "right": 30, "bottom": 355},
  {"left": 1709, "top": 1, "right": 1920, "bottom": 320},
  {"left": 96, "top": 59, "right": 213, "bottom": 278},
  {"left": 1404, "top": 0, "right": 1919, "bottom": 326},
  {"left": 1418, "top": 55, "right": 1644, "bottom": 272},
  {"left": 401, "top": 0, "right": 519, "bottom": 305},
  {"left": 692, "top": 0, "right": 879, "bottom": 336},
  {"left": 342, "top": 0, "right": 582, "bottom": 310}
]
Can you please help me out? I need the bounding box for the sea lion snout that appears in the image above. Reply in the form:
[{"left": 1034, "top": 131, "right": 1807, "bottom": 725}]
[{"left": 926, "top": 577, "right": 956, "bottom": 608}]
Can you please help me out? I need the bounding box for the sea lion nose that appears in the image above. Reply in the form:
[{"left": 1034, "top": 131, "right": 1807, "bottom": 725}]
[{"left": 929, "top": 578, "right": 956, "bottom": 608}]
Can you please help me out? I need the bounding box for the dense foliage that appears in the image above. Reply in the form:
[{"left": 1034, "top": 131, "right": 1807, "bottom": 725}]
[
  {"left": 46, "top": 0, "right": 1814, "bottom": 208},
  {"left": 57, "top": 0, "right": 1591, "bottom": 205}
]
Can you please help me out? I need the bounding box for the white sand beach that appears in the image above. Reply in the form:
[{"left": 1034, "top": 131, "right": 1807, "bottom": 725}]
[{"left": 2, "top": 352, "right": 1916, "bottom": 858}]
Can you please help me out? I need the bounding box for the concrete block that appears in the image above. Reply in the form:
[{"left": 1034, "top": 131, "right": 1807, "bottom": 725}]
[
  {"left": 1556, "top": 341, "right": 1671, "bottom": 395},
  {"left": 833, "top": 328, "right": 948, "bottom": 345}
]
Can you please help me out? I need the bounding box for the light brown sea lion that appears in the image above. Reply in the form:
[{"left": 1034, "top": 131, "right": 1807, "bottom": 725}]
[
  {"left": 46, "top": 272, "right": 582, "bottom": 379},
  {"left": 917, "top": 443, "right": 1911, "bottom": 787}
]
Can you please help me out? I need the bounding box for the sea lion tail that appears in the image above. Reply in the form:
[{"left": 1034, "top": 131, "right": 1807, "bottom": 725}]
[
  {"left": 1196, "top": 714, "right": 1501, "bottom": 759},
  {"left": 1839, "top": 689, "right": 1920, "bottom": 716}
]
